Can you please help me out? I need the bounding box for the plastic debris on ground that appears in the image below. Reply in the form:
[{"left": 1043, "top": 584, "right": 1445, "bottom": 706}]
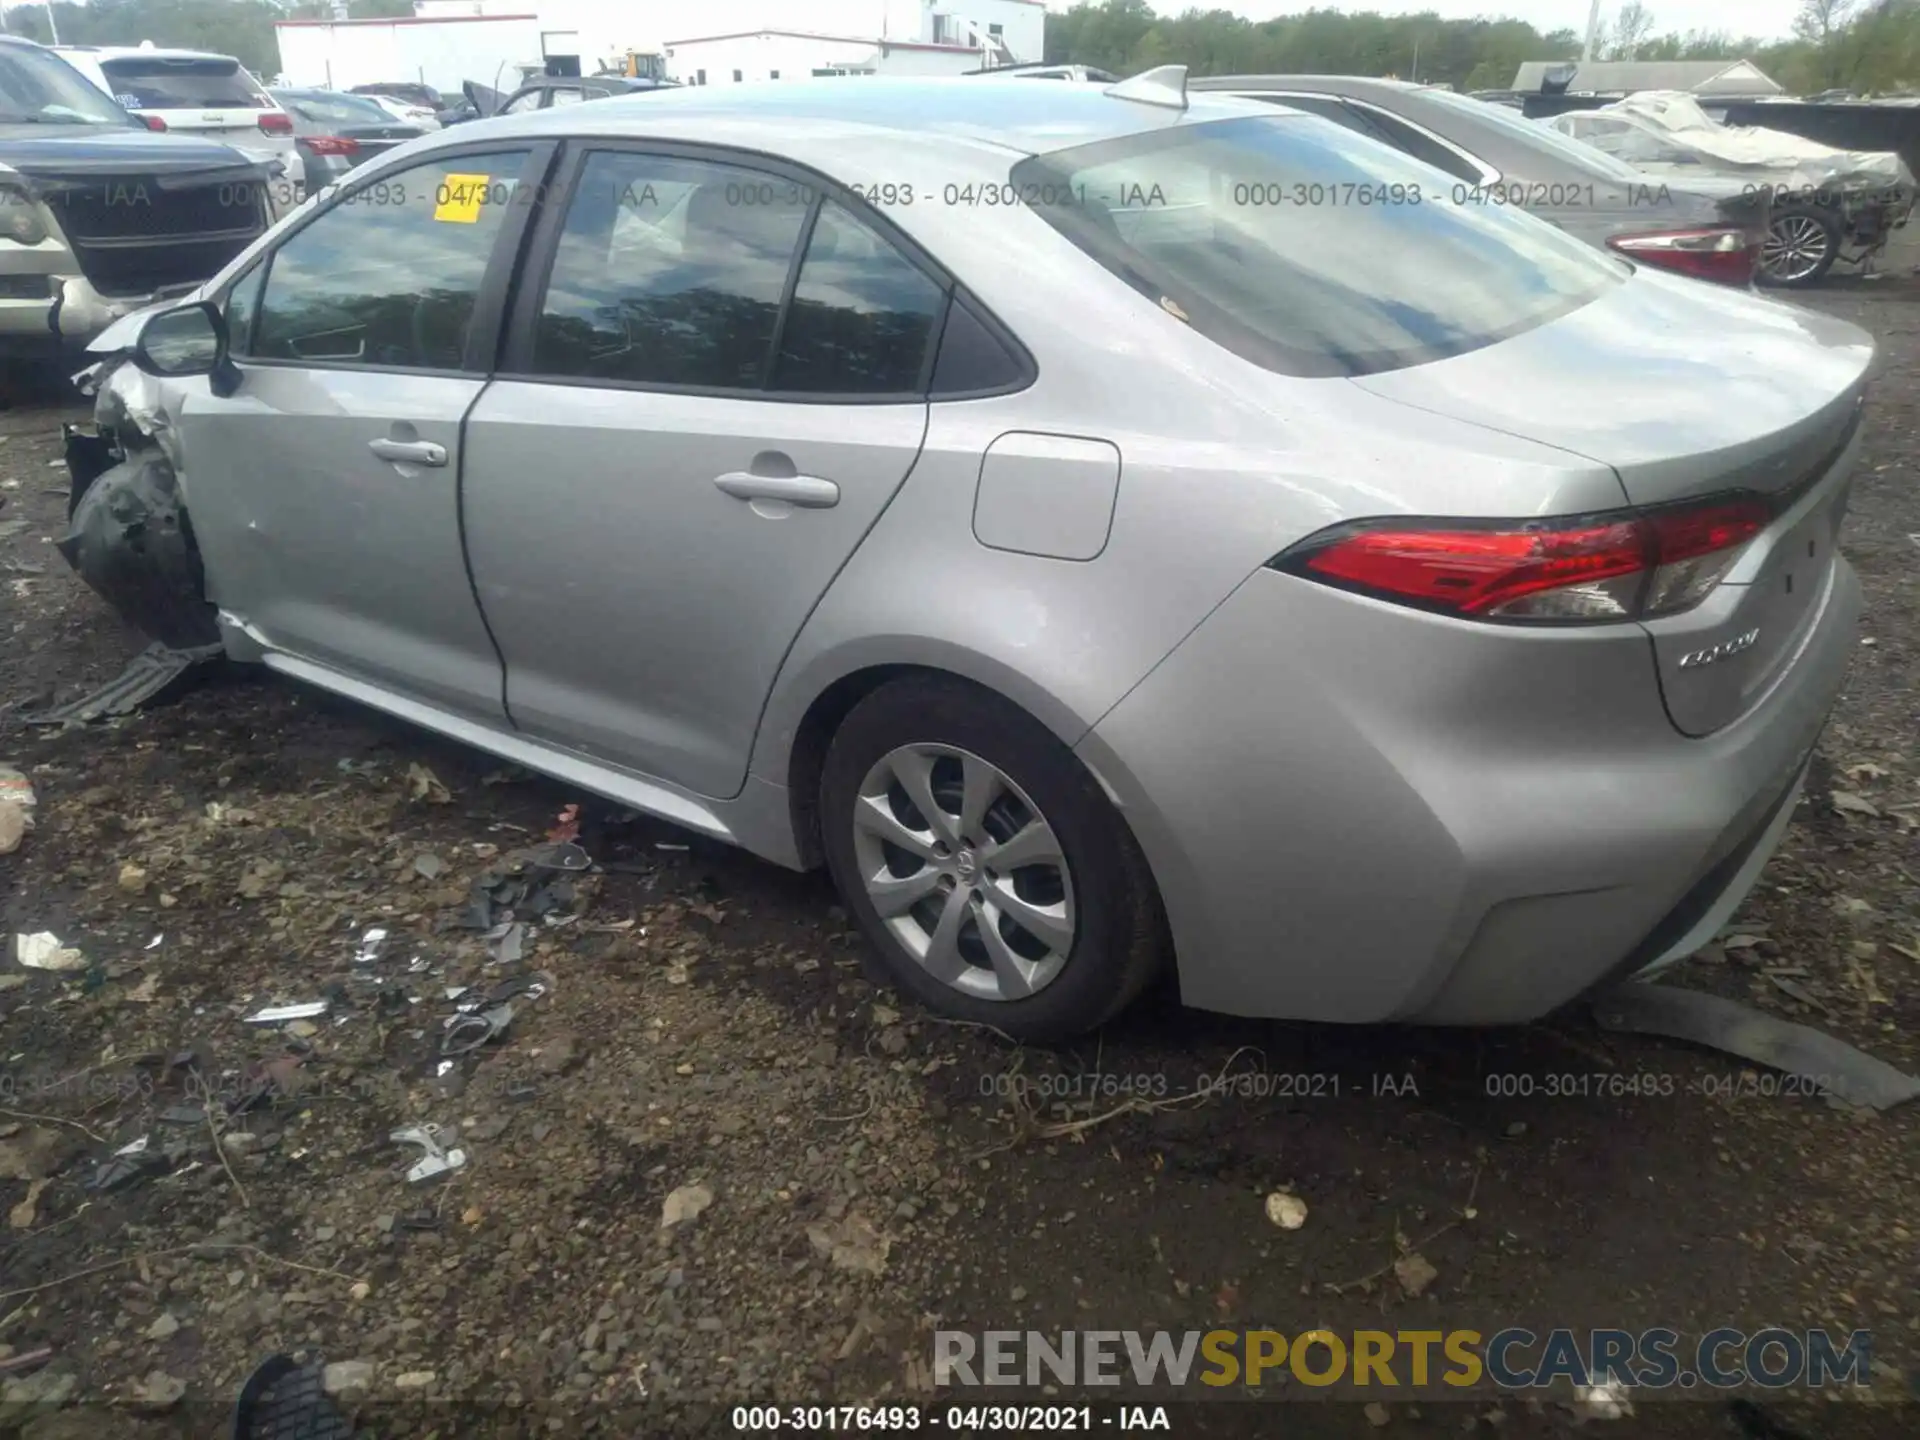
[
  {"left": 0, "top": 763, "right": 34, "bottom": 855},
  {"left": 242, "top": 1000, "right": 330, "bottom": 1025},
  {"left": 13, "top": 931, "right": 86, "bottom": 972},
  {"left": 390, "top": 1123, "right": 467, "bottom": 1183},
  {"left": 19, "top": 641, "right": 225, "bottom": 726}
]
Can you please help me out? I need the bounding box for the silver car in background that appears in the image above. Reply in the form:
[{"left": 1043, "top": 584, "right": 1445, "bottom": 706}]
[{"left": 63, "top": 72, "right": 1867, "bottom": 1040}]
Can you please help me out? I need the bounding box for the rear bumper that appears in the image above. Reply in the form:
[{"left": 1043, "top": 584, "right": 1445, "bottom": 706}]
[{"left": 1076, "top": 555, "right": 1860, "bottom": 1026}]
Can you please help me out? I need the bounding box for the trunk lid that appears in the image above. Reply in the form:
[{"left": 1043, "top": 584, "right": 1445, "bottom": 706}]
[{"left": 1353, "top": 270, "right": 1873, "bottom": 737}]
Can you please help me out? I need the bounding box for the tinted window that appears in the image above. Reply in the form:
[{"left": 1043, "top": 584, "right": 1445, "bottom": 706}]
[
  {"left": 771, "top": 202, "right": 944, "bottom": 394},
  {"left": 1351, "top": 105, "right": 1482, "bottom": 182},
  {"left": 501, "top": 90, "right": 542, "bottom": 113},
  {"left": 549, "top": 87, "right": 585, "bottom": 106},
  {"left": 1417, "top": 88, "right": 1647, "bottom": 183},
  {"left": 1262, "top": 94, "right": 1371, "bottom": 136},
  {"left": 532, "top": 152, "right": 810, "bottom": 389},
  {"left": 253, "top": 151, "right": 529, "bottom": 369},
  {"left": 99, "top": 57, "right": 264, "bottom": 110},
  {"left": 225, "top": 262, "right": 265, "bottom": 356},
  {"left": 1015, "top": 115, "right": 1624, "bottom": 379}
]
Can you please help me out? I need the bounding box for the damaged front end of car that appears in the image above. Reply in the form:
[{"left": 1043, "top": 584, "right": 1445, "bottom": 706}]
[{"left": 59, "top": 315, "right": 222, "bottom": 652}]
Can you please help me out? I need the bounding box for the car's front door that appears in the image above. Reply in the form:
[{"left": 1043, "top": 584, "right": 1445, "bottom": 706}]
[
  {"left": 460, "top": 147, "right": 947, "bottom": 797},
  {"left": 182, "top": 145, "right": 549, "bottom": 722}
]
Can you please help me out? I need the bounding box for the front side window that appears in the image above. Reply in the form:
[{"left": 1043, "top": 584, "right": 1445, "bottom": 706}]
[
  {"left": 225, "top": 262, "right": 266, "bottom": 356},
  {"left": 253, "top": 150, "right": 530, "bottom": 370},
  {"left": 501, "top": 90, "right": 542, "bottom": 114},
  {"left": 549, "top": 87, "right": 585, "bottom": 106},
  {"left": 1016, "top": 115, "right": 1625, "bottom": 379}
]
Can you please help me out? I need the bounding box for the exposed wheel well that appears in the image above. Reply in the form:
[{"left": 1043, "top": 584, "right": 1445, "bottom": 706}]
[{"left": 786, "top": 663, "right": 921, "bottom": 869}]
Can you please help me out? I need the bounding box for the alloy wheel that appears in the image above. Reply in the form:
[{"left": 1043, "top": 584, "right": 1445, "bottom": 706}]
[
  {"left": 1760, "top": 213, "right": 1833, "bottom": 284},
  {"left": 849, "top": 743, "right": 1076, "bottom": 1002}
]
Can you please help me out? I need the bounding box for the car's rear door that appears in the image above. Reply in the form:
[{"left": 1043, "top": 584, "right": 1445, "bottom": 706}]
[
  {"left": 460, "top": 144, "right": 946, "bottom": 797},
  {"left": 181, "top": 143, "right": 553, "bottom": 724}
]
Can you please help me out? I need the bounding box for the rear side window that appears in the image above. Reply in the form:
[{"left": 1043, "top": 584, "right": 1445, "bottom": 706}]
[
  {"left": 100, "top": 57, "right": 265, "bottom": 110},
  {"left": 1014, "top": 115, "right": 1624, "bottom": 378},
  {"left": 533, "top": 152, "right": 811, "bottom": 388},
  {"left": 771, "top": 201, "right": 945, "bottom": 394},
  {"left": 1348, "top": 105, "right": 1483, "bottom": 183}
]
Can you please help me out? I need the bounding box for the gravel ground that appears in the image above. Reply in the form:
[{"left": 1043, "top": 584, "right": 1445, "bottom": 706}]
[{"left": 1, "top": 274, "right": 1918, "bottom": 1440}]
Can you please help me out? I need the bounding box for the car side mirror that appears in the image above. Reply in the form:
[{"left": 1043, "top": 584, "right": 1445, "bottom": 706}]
[{"left": 132, "top": 299, "right": 242, "bottom": 396}]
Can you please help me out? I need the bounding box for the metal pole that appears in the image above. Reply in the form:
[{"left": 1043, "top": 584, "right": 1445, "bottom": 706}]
[
  {"left": 47, "top": 1, "right": 62, "bottom": 44},
  {"left": 1411, "top": 38, "right": 1419, "bottom": 82},
  {"left": 1581, "top": 0, "right": 1603, "bottom": 62}
]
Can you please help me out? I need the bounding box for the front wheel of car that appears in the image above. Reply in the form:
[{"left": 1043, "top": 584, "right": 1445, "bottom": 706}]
[
  {"left": 820, "top": 676, "right": 1165, "bottom": 1042},
  {"left": 1758, "top": 205, "right": 1841, "bottom": 287}
]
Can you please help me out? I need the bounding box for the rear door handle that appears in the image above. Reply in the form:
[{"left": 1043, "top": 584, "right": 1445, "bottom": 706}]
[
  {"left": 369, "top": 438, "right": 448, "bottom": 467},
  {"left": 714, "top": 472, "right": 839, "bottom": 508}
]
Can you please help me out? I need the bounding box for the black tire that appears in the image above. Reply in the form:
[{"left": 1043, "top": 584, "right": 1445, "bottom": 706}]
[
  {"left": 820, "top": 675, "right": 1166, "bottom": 1042},
  {"left": 1758, "top": 204, "right": 1841, "bottom": 288}
]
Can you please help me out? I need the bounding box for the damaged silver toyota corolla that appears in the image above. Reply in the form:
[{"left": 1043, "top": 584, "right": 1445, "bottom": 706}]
[{"left": 57, "top": 76, "right": 1872, "bottom": 1042}]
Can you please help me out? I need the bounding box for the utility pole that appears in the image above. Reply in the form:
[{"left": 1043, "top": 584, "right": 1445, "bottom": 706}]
[
  {"left": 1411, "top": 37, "right": 1420, "bottom": 83},
  {"left": 1581, "top": 0, "right": 1603, "bottom": 61}
]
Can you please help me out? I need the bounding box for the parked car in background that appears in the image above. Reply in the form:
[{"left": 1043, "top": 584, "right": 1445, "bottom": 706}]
[
  {"left": 448, "top": 73, "right": 670, "bottom": 123},
  {"left": 0, "top": 36, "right": 273, "bottom": 356},
  {"left": 359, "top": 92, "right": 441, "bottom": 131},
  {"left": 52, "top": 44, "right": 303, "bottom": 194},
  {"left": 1547, "top": 93, "right": 1916, "bottom": 286},
  {"left": 60, "top": 74, "right": 1867, "bottom": 1041},
  {"left": 1192, "top": 75, "right": 1772, "bottom": 287},
  {"left": 350, "top": 82, "right": 446, "bottom": 113},
  {"left": 269, "top": 89, "right": 429, "bottom": 188},
  {"left": 962, "top": 63, "right": 1121, "bottom": 81}
]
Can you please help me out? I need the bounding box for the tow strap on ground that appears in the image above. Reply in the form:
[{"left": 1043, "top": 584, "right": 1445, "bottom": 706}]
[{"left": 1593, "top": 982, "right": 1920, "bottom": 1112}]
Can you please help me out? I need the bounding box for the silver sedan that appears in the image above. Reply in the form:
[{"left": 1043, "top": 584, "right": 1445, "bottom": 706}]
[{"left": 64, "top": 70, "right": 1869, "bottom": 1040}]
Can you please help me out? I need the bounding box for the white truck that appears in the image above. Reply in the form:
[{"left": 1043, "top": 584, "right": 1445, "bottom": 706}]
[{"left": 271, "top": 14, "right": 541, "bottom": 98}]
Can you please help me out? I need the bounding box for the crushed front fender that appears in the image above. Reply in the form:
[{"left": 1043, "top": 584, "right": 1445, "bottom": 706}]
[{"left": 58, "top": 450, "right": 219, "bottom": 649}]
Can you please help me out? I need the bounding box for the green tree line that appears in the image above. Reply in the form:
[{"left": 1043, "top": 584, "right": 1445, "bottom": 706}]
[
  {"left": 1045, "top": 0, "right": 1920, "bottom": 96},
  {"left": 3, "top": 0, "right": 1918, "bottom": 96}
]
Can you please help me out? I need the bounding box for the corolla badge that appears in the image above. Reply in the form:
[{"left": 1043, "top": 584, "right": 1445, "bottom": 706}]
[{"left": 1678, "top": 628, "right": 1761, "bottom": 670}]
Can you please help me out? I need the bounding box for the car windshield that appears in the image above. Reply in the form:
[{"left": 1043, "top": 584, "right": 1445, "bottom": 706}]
[
  {"left": 1015, "top": 114, "right": 1625, "bottom": 379},
  {"left": 0, "top": 45, "right": 133, "bottom": 125},
  {"left": 1416, "top": 87, "right": 1649, "bottom": 184},
  {"left": 100, "top": 56, "right": 266, "bottom": 110},
  {"left": 275, "top": 91, "right": 393, "bottom": 127}
]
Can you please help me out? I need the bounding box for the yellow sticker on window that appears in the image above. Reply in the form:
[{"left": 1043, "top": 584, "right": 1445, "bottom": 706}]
[{"left": 433, "top": 174, "right": 490, "bottom": 224}]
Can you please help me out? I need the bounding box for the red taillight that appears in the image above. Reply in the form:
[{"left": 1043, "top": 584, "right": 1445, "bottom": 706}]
[
  {"left": 259, "top": 111, "right": 294, "bottom": 135},
  {"left": 1274, "top": 495, "right": 1771, "bottom": 624},
  {"left": 303, "top": 136, "right": 360, "bottom": 156},
  {"left": 1607, "top": 227, "right": 1757, "bottom": 286},
  {"left": 138, "top": 114, "right": 167, "bottom": 132}
]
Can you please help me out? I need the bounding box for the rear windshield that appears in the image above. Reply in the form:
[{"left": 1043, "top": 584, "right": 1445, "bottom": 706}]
[
  {"left": 277, "top": 91, "right": 392, "bottom": 127},
  {"left": 100, "top": 57, "right": 266, "bottom": 110},
  {"left": 1014, "top": 114, "right": 1625, "bottom": 378}
]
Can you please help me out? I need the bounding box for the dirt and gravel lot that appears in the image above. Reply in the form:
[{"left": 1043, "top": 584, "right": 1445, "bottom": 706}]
[{"left": 1, "top": 274, "right": 1918, "bottom": 1440}]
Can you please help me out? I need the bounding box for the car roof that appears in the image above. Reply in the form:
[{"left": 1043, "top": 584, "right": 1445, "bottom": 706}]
[
  {"left": 66, "top": 45, "right": 245, "bottom": 64},
  {"left": 456, "top": 76, "right": 1278, "bottom": 159},
  {"left": 1191, "top": 75, "right": 1422, "bottom": 96}
]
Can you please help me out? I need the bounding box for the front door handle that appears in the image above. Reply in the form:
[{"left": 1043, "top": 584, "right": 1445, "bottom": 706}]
[
  {"left": 369, "top": 438, "right": 448, "bottom": 467},
  {"left": 714, "top": 472, "right": 839, "bottom": 508}
]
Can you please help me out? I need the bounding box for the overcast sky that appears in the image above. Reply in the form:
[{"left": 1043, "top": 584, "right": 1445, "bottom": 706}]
[{"left": 1189, "top": 2, "right": 1806, "bottom": 42}]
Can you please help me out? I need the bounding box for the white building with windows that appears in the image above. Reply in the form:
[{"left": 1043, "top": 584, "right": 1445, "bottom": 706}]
[{"left": 414, "top": 0, "right": 1046, "bottom": 82}]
